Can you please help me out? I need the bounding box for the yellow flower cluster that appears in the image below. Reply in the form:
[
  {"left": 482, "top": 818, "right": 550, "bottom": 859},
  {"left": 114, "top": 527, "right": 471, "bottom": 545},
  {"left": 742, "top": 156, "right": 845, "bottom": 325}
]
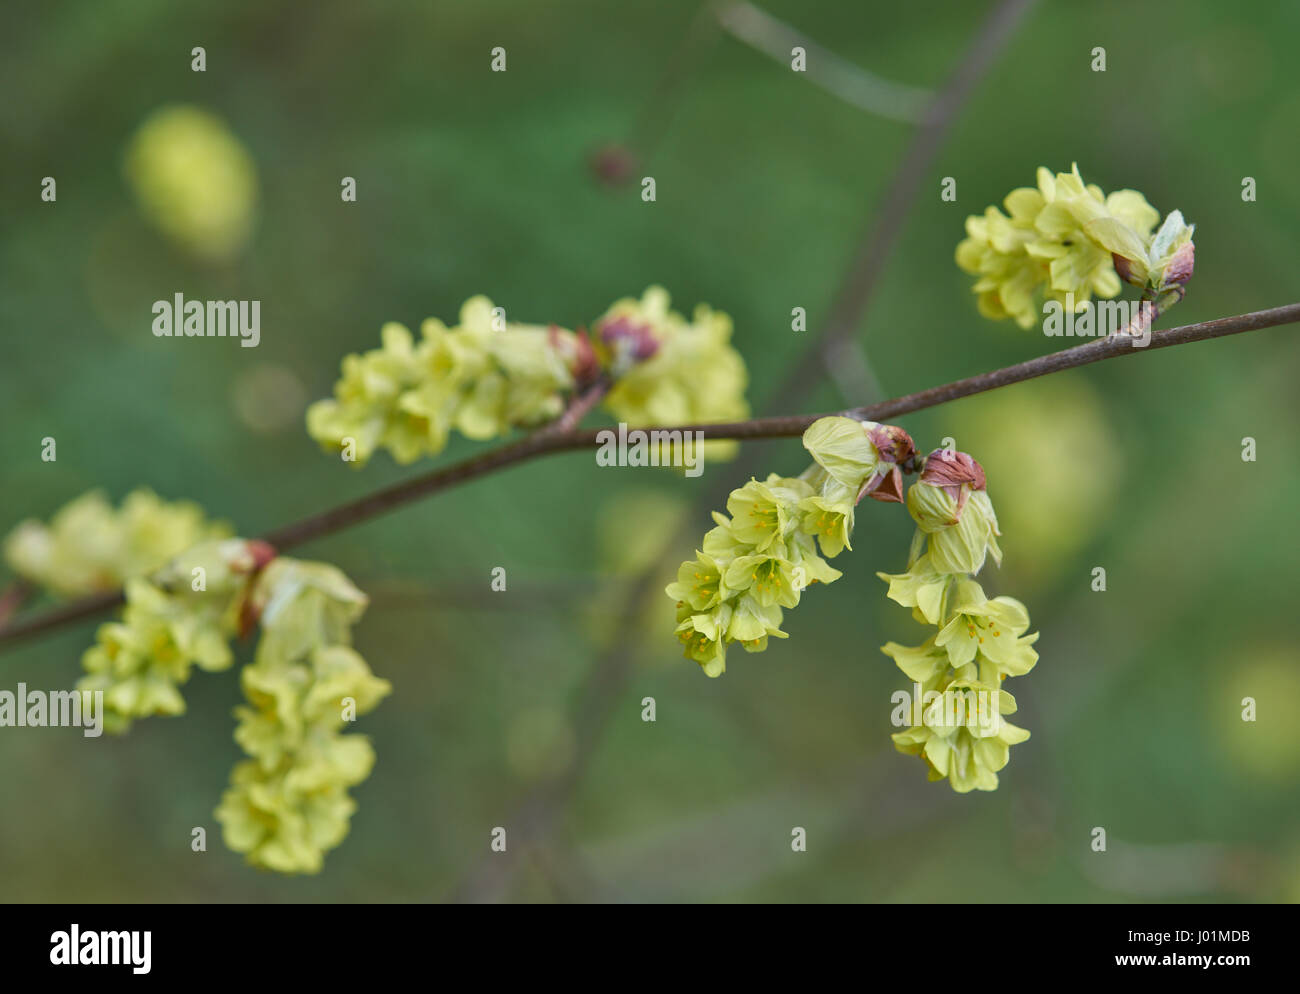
[
  {"left": 956, "top": 163, "right": 1159, "bottom": 327},
  {"left": 76, "top": 539, "right": 266, "bottom": 733},
  {"left": 667, "top": 473, "right": 843, "bottom": 676},
  {"left": 667, "top": 416, "right": 916, "bottom": 676},
  {"left": 215, "top": 558, "right": 390, "bottom": 874},
  {"left": 4, "top": 488, "right": 229, "bottom": 597},
  {"left": 308, "top": 287, "right": 751, "bottom": 470},
  {"left": 31, "top": 523, "right": 390, "bottom": 874},
  {"left": 307, "top": 296, "right": 580, "bottom": 465}
]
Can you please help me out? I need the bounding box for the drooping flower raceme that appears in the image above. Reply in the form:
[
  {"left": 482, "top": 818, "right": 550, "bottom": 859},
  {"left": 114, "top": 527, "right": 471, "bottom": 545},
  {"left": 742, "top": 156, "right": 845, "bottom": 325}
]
[
  {"left": 666, "top": 416, "right": 916, "bottom": 677},
  {"left": 956, "top": 163, "right": 1192, "bottom": 328},
  {"left": 307, "top": 286, "right": 751, "bottom": 470},
  {"left": 878, "top": 448, "right": 1039, "bottom": 792},
  {"left": 3, "top": 488, "right": 230, "bottom": 598},
  {"left": 666, "top": 422, "right": 1040, "bottom": 793},
  {"left": 215, "top": 557, "right": 390, "bottom": 874},
  {"left": 30, "top": 521, "right": 391, "bottom": 873}
]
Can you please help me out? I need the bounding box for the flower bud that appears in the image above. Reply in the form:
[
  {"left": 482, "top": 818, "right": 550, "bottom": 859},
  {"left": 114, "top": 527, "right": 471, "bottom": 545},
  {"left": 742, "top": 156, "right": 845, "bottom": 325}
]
[
  {"left": 596, "top": 313, "right": 660, "bottom": 374},
  {"left": 860, "top": 424, "right": 918, "bottom": 503},
  {"left": 918, "top": 449, "right": 985, "bottom": 512},
  {"left": 1160, "top": 239, "right": 1195, "bottom": 289},
  {"left": 597, "top": 288, "right": 751, "bottom": 471},
  {"left": 1147, "top": 207, "right": 1192, "bottom": 263},
  {"left": 1111, "top": 251, "right": 1147, "bottom": 288},
  {"left": 906, "top": 449, "right": 984, "bottom": 530},
  {"left": 551, "top": 325, "right": 600, "bottom": 386},
  {"left": 867, "top": 424, "right": 918, "bottom": 467},
  {"left": 1083, "top": 214, "right": 1152, "bottom": 287},
  {"left": 907, "top": 450, "right": 1001, "bottom": 575},
  {"left": 906, "top": 480, "right": 958, "bottom": 532},
  {"left": 588, "top": 143, "right": 638, "bottom": 186}
]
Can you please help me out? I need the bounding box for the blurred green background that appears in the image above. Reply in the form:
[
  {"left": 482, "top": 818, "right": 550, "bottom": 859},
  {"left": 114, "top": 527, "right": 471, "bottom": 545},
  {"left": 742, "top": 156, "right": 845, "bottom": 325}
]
[{"left": 1, "top": 0, "right": 1298, "bottom": 902}]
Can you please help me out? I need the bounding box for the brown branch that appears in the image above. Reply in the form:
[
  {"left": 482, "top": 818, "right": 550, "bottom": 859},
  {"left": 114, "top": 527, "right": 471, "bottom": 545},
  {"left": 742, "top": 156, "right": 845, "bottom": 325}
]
[
  {"left": 0, "top": 588, "right": 123, "bottom": 647},
  {"left": 1, "top": 305, "right": 1296, "bottom": 656}
]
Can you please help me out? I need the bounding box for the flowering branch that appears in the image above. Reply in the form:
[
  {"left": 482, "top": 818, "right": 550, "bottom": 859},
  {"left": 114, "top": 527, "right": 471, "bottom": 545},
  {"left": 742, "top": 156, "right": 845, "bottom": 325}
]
[{"left": 0, "top": 301, "right": 1295, "bottom": 654}]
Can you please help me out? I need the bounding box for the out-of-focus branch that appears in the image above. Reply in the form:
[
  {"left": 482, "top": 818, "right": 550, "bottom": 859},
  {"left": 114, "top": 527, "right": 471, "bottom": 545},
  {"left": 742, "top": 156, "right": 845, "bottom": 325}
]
[
  {"left": 782, "top": 0, "right": 1039, "bottom": 400},
  {"left": 715, "top": 1, "right": 933, "bottom": 123},
  {"left": 0, "top": 581, "right": 32, "bottom": 628}
]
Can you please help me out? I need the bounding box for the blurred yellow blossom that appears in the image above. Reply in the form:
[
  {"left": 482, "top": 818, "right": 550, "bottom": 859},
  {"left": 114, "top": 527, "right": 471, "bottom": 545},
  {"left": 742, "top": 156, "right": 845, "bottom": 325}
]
[
  {"left": 124, "top": 104, "right": 258, "bottom": 262},
  {"left": 217, "top": 556, "right": 389, "bottom": 874},
  {"left": 4, "top": 488, "right": 230, "bottom": 597}
]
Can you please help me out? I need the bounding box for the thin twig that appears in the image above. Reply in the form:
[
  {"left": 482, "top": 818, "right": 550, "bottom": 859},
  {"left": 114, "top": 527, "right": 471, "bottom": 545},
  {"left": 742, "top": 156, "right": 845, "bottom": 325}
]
[
  {"left": 715, "top": 1, "right": 933, "bottom": 123},
  {"left": 624, "top": 1, "right": 725, "bottom": 165},
  {"left": 549, "top": 376, "right": 612, "bottom": 435}
]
